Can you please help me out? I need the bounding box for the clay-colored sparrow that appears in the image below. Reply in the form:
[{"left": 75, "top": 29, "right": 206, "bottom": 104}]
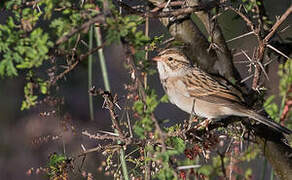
[{"left": 153, "top": 48, "right": 292, "bottom": 134}]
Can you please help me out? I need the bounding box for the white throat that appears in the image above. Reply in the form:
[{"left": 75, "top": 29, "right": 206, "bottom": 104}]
[{"left": 157, "top": 61, "right": 187, "bottom": 80}]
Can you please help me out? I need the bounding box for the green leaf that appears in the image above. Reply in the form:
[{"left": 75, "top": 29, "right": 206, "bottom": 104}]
[
  {"left": 198, "top": 165, "right": 213, "bottom": 176},
  {"left": 245, "top": 168, "right": 252, "bottom": 179},
  {"left": 48, "top": 154, "right": 66, "bottom": 167},
  {"left": 133, "top": 100, "right": 144, "bottom": 115},
  {"left": 39, "top": 82, "right": 48, "bottom": 94},
  {"left": 166, "top": 137, "right": 185, "bottom": 154},
  {"left": 160, "top": 94, "right": 169, "bottom": 103}
]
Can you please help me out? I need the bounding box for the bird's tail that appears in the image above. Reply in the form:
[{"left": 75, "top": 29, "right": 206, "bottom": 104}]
[{"left": 244, "top": 109, "right": 292, "bottom": 134}]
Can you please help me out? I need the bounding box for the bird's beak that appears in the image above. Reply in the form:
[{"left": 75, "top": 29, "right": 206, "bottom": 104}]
[{"left": 152, "top": 56, "right": 162, "bottom": 62}]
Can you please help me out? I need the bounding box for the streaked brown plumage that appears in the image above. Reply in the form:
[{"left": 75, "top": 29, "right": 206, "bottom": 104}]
[{"left": 153, "top": 48, "right": 292, "bottom": 134}]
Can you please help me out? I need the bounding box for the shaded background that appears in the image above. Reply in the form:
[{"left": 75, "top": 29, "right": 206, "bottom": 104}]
[{"left": 0, "top": 1, "right": 291, "bottom": 179}]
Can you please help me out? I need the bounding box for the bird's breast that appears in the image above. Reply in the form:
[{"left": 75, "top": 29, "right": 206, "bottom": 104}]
[
  {"left": 162, "top": 78, "right": 195, "bottom": 114},
  {"left": 162, "top": 78, "right": 236, "bottom": 119}
]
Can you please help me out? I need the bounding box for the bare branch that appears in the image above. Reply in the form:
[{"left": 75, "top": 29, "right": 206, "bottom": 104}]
[
  {"left": 55, "top": 14, "right": 106, "bottom": 46},
  {"left": 264, "top": 5, "right": 292, "bottom": 42},
  {"left": 119, "top": 1, "right": 220, "bottom": 18},
  {"left": 48, "top": 44, "right": 106, "bottom": 86},
  {"left": 91, "top": 89, "right": 126, "bottom": 138}
]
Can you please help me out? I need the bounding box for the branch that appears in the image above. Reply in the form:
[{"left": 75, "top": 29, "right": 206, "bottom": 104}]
[
  {"left": 228, "top": 4, "right": 292, "bottom": 90},
  {"left": 55, "top": 14, "right": 106, "bottom": 46},
  {"left": 264, "top": 5, "right": 292, "bottom": 42},
  {"left": 149, "top": 0, "right": 239, "bottom": 81},
  {"left": 227, "top": 6, "right": 256, "bottom": 33},
  {"left": 48, "top": 43, "right": 106, "bottom": 86},
  {"left": 78, "top": 144, "right": 120, "bottom": 157},
  {"left": 187, "top": 0, "right": 241, "bottom": 82},
  {"left": 123, "top": 43, "right": 167, "bottom": 152},
  {"left": 90, "top": 89, "right": 125, "bottom": 138},
  {"left": 256, "top": 137, "right": 292, "bottom": 180},
  {"left": 150, "top": 1, "right": 185, "bottom": 12},
  {"left": 119, "top": 1, "right": 220, "bottom": 18}
]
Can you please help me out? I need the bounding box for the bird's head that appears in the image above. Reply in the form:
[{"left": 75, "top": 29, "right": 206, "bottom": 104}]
[{"left": 153, "top": 48, "right": 191, "bottom": 79}]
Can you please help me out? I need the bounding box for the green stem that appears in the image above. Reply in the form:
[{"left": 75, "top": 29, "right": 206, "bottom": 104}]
[
  {"left": 270, "top": 169, "right": 274, "bottom": 180},
  {"left": 260, "top": 158, "right": 267, "bottom": 180},
  {"left": 94, "top": 25, "right": 129, "bottom": 180},
  {"left": 88, "top": 25, "right": 94, "bottom": 121},
  {"left": 94, "top": 26, "right": 110, "bottom": 91}
]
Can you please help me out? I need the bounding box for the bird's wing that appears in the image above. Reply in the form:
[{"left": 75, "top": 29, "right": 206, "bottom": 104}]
[{"left": 182, "top": 67, "right": 245, "bottom": 105}]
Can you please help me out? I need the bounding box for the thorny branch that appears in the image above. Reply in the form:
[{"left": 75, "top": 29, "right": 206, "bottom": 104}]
[
  {"left": 228, "top": 4, "right": 292, "bottom": 90},
  {"left": 81, "top": 130, "right": 154, "bottom": 148},
  {"left": 48, "top": 43, "right": 106, "bottom": 86},
  {"left": 264, "top": 5, "right": 292, "bottom": 42},
  {"left": 89, "top": 88, "right": 125, "bottom": 138}
]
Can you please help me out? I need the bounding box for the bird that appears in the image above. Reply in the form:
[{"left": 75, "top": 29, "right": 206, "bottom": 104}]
[{"left": 153, "top": 48, "right": 292, "bottom": 134}]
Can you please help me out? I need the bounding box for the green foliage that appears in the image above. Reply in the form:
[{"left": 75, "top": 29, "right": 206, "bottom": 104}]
[
  {"left": 16, "top": 28, "right": 53, "bottom": 69},
  {"left": 264, "top": 60, "right": 292, "bottom": 123},
  {"left": 47, "top": 153, "right": 69, "bottom": 179},
  {"left": 106, "top": 14, "right": 150, "bottom": 48},
  {"left": 0, "top": 17, "right": 53, "bottom": 76},
  {"left": 263, "top": 96, "right": 278, "bottom": 120},
  {"left": 166, "top": 137, "right": 186, "bottom": 154},
  {"left": 198, "top": 165, "right": 213, "bottom": 176},
  {"left": 21, "top": 72, "right": 48, "bottom": 110},
  {"left": 50, "top": 18, "right": 71, "bottom": 39},
  {"left": 133, "top": 90, "right": 168, "bottom": 138},
  {"left": 156, "top": 164, "right": 176, "bottom": 180},
  {"left": 241, "top": 0, "right": 257, "bottom": 12},
  {"left": 48, "top": 153, "right": 66, "bottom": 168},
  {"left": 132, "top": 89, "right": 182, "bottom": 178},
  {"left": 239, "top": 146, "right": 260, "bottom": 162},
  {"left": 278, "top": 59, "right": 292, "bottom": 97},
  {"left": 245, "top": 168, "right": 252, "bottom": 179},
  {"left": 133, "top": 90, "right": 158, "bottom": 138},
  {"left": 21, "top": 82, "right": 38, "bottom": 111}
]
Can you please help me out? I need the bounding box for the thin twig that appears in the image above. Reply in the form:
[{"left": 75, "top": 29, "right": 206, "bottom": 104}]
[
  {"left": 264, "top": 5, "right": 292, "bottom": 42},
  {"left": 119, "top": 1, "right": 220, "bottom": 18},
  {"left": 227, "top": 6, "right": 256, "bottom": 33},
  {"left": 150, "top": 1, "right": 185, "bottom": 12},
  {"left": 126, "top": 111, "right": 133, "bottom": 138},
  {"left": 226, "top": 31, "right": 254, "bottom": 43},
  {"left": 49, "top": 44, "right": 106, "bottom": 86},
  {"left": 123, "top": 44, "right": 167, "bottom": 152},
  {"left": 217, "top": 151, "right": 227, "bottom": 178},
  {"left": 97, "top": 89, "right": 125, "bottom": 138},
  {"left": 55, "top": 14, "right": 106, "bottom": 46},
  {"left": 267, "top": 44, "right": 290, "bottom": 59}
]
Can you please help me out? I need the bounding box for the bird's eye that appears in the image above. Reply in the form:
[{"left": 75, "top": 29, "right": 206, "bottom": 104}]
[{"left": 168, "top": 57, "right": 173, "bottom": 61}]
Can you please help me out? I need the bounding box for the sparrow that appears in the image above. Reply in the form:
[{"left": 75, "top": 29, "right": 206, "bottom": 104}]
[{"left": 153, "top": 48, "right": 292, "bottom": 134}]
